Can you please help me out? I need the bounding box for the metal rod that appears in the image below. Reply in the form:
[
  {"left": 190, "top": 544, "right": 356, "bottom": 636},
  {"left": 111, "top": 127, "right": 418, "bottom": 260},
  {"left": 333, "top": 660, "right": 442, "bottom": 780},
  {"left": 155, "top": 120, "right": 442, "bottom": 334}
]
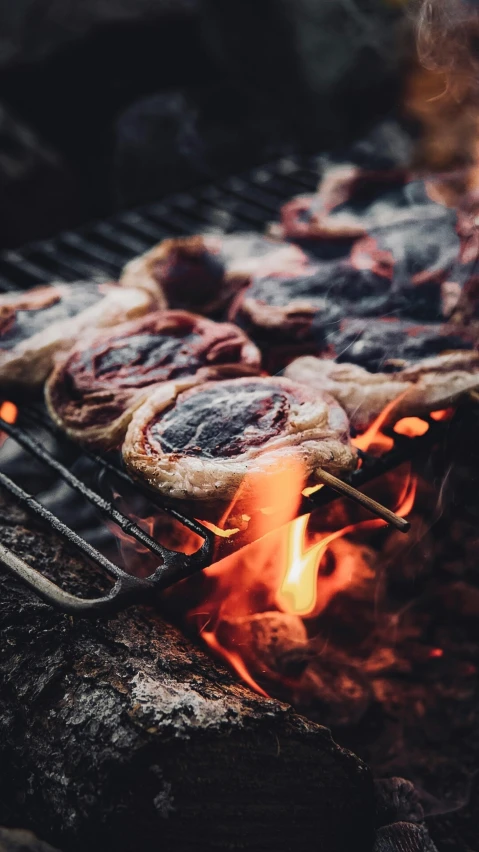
[
  {"left": 314, "top": 468, "right": 410, "bottom": 533},
  {"left": 0, "top": 470, "right": 125, "bottom": 578},
  {"left": 21, "top": 406, "right": 211, "bottom": 542},
  {"left": 0, "top": 417, "right": 174, "bottom": 559}
]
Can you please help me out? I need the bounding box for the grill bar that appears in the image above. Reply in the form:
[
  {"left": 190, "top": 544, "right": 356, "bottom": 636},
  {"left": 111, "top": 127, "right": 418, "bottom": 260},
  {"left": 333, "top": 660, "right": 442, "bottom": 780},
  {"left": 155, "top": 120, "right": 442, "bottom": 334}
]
[
  {"left": 0, "top": 156, "right": 320, "bottom": 291},
  {"left": 0, "top": 405, "right": 448, "bottom": 613},
  {"left": 0, "top": 417, "right": 173, "bottom": 559}
]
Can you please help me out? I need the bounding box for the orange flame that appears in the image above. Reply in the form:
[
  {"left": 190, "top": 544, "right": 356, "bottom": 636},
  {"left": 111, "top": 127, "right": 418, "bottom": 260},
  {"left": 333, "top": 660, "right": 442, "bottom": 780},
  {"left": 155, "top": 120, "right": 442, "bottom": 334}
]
[
  {"left": 0, "top": 402, "right": 17, "bottom": 424},
  {"left": 105, "top": 393, "right": 424, "bottom": 702},
  {"left": 277, "top": 469, "right": 416, "bottom": 617},
  {"left": 0, "top": 401, "right": 17, "bottom": 449},
  {"left": 430, "top": 408, "right": 454, "bottom": 422},
  {"left": 393, "top": 417, "right": 429, "bottom": 438},
  {"left": 202, "top": 631, "right": 269, "bottom": 697},
  {"left": 351, "top": 390, "right": 409, "bottom": 454}
]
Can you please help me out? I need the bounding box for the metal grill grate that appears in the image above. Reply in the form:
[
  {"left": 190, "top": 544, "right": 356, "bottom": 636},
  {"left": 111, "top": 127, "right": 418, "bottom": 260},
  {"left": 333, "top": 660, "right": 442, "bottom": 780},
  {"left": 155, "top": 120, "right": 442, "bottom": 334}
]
[
  {"left": 0, "top": 403, "right": 445, "bottom": 615},
  {"left": 0, "top": 155, "right": 449, "bottom": 615},
  {"left": 0, "top": 156, "right": 321, "bottom": 292}
]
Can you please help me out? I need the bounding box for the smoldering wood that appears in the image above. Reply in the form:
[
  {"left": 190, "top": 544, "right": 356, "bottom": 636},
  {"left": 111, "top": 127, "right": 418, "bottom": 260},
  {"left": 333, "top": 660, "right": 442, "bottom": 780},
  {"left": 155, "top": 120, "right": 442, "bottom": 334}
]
[{"left": 0, "top": 497, "right": 374, "bottom": 852}]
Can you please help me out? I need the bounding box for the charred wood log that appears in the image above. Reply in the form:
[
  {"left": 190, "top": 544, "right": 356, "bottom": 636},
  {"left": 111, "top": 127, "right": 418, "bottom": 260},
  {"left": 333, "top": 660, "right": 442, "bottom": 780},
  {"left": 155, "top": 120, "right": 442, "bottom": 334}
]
[{"left": 0, "top": 499, "right": 374, "bottom": 852}]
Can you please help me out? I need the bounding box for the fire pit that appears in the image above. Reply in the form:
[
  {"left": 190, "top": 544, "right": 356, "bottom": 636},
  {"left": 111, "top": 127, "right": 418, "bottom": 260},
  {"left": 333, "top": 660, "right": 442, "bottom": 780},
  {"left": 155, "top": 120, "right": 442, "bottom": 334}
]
[{"left": 0, "top": 155, "right": 477, "bottom": 852}]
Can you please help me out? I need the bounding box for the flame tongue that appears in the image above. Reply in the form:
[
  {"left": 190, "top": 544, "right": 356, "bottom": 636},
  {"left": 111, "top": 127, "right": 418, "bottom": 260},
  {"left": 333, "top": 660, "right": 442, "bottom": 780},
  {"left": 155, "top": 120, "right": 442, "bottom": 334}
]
[{"left": 185, "top": 404, "right": 418, "bottom": 699}]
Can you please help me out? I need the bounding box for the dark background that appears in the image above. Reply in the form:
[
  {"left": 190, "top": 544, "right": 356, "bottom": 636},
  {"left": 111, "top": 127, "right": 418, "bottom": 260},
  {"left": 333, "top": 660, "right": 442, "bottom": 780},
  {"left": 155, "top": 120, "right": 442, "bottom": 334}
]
[{"left": 0, "top": 0, "right": 411, "bottom": 249}]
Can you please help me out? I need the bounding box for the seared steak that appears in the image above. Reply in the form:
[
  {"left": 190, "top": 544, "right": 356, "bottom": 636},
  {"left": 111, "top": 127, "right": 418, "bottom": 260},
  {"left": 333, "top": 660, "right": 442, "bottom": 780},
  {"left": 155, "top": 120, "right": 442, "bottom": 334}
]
[{"left": 46, "top": 311, "right": 261, "bottom": 450}]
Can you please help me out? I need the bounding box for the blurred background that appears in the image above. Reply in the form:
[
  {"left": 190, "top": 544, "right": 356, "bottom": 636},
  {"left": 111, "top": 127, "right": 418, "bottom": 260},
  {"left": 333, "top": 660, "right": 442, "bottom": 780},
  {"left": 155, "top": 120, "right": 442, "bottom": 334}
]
[{"left": 0, "top": 0, "right": 446, "bottom": 249}]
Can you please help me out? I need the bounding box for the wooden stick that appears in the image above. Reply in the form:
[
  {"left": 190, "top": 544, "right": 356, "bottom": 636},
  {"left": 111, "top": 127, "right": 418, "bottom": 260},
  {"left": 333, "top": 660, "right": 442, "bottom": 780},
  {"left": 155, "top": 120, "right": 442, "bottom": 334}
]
[
  {"left": 468, "top": 390, "right": 479, "bottom": 405},
  {"left": 315, "top": 469, "right": 410, "bottom": 534}
]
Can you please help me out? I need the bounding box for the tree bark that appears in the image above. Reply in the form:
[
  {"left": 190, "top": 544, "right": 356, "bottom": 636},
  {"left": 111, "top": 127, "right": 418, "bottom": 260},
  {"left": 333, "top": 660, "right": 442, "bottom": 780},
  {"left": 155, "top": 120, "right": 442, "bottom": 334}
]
[{"left": 0, "top": 498, "right": 374, "bottom": 852}]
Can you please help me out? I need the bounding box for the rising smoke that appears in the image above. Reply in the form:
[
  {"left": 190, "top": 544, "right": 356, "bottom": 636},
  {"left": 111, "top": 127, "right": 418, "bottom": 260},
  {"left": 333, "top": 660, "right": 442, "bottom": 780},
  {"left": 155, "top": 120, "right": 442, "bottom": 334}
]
[{"left": 416, "top": 0, "right": 479, "bottom": 87}]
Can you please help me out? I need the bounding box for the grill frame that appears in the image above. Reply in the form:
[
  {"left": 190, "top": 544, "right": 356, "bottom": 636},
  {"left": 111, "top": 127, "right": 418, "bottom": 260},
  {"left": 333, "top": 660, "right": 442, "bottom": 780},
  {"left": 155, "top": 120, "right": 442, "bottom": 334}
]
[{"left": 0, "top": 154, "right": 446, "bottom": 614}]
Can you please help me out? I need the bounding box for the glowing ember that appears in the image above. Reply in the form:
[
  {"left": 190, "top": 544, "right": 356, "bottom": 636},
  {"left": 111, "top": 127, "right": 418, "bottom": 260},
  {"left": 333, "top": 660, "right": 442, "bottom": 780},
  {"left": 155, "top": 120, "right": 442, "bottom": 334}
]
[
  {"left": 394, "top": 417, "right": 429, "bottom": 437},
  {"left": 429, "top": 648, "right": 444, "bottom": 659},
  {"left": 430, "top": 409, "right": 454, "bottom": 422},
  {"left": 0, "top": 402, "right": 17, "bottom": 424},
  {"left": 0, "top": 401, "right": 17, "bottom": 449}
]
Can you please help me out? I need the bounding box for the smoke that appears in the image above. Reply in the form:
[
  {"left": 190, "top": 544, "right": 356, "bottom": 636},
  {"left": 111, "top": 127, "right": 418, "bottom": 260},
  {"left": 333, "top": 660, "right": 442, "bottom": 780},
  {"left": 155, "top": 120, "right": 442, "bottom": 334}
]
[{"left": 415, "top": 0, "right": 479, "bottom": 90}]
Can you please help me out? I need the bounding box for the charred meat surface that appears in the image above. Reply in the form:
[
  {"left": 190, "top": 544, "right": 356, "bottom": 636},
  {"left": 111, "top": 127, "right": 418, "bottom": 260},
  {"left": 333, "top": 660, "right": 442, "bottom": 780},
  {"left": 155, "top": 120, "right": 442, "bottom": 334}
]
[
  {"left": 45, "top": 311, "right": 261, "bottom": 450},
  {"left": 277, "top": 165, "right": 466, "bottom": 244},
  {"left": 123, "top": 376, "right": 356, "bottom": 518},
  {"left": 0, "top": 282, "right": 158, "bottom": 391},
  {"left": 229, "top": 260, "right": 388, "bottom": 367},
  {"left": 120, "top": 233, "right": 308, "bottom": 314},
  {"left": 326, "top": 317, "right": 475, "bottom": 373},
  {"left": 232, "top": 176, "right": 477, "bottom": 368},
  {"left": 285, "top": 352, "right": 479, "bottom": 433}
]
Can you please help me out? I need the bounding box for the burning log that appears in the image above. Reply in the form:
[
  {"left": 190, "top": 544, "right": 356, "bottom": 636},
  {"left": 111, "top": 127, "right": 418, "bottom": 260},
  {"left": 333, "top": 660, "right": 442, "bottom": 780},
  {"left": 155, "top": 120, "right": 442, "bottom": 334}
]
[{"left": 0, "top": 498, "right": 374, "bottom": 852}]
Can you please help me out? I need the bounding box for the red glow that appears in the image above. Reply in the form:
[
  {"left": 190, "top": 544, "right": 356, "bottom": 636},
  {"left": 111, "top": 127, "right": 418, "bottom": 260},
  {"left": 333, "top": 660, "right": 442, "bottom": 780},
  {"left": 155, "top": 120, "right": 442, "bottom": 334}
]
[
  {"left": 202, "top": 631, "right": 269, "bottom": 697},
  {"left": 429, "top": 648, "right": 444, "bottom": 658},
  {"left": 0, "top": 402, "right": 17, "bottom": 424},
  {"left": 0, "top": 401, "right": 17, "bottom": 449},
  {"left": 430, "top": 409, "right": 454, "bottom": 422},
  {"left": 394, "top": 417, "right": 429, "bottom": 438}
]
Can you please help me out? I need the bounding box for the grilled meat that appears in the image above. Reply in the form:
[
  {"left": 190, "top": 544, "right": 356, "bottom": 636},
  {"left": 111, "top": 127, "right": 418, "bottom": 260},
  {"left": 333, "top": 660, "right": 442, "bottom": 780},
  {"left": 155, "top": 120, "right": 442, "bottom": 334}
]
[
  {"left": 120, "top": 233, "right": 308, "bottom": 315},
  {"left": 285, "top": 352, "right": 479, "bottom": 433},
  {"left": 46, "top": 310, "right": 261, "bottom": 451},
  {"left": 123, "top": 376, "right": 356, "bottom": 519},
  {"left": 0, "top": 282, "right": 157, "bottom": 391}
]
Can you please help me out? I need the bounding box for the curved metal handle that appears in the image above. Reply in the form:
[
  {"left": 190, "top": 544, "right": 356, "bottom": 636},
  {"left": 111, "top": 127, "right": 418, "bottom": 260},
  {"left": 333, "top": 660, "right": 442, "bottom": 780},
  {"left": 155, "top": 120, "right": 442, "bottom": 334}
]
[{"left": 0, "top": 532, "right": 216, "bottom": 617}]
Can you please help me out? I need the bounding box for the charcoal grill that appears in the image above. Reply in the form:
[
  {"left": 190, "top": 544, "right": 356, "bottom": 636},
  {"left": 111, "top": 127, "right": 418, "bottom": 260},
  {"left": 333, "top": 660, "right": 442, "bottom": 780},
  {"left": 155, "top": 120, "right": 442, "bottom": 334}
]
[{"left": 0, "top": 155, "right": 450, "bottom": 615}]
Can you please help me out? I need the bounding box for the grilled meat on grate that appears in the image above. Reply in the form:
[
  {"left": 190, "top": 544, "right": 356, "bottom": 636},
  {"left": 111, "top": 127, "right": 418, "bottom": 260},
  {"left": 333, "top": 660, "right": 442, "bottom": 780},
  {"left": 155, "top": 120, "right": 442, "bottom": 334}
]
[
  {"left": 0, "top": 282, "right": 158, "bottom": 392},
  {"left": 119, "top": 232, "right": 308, "bottom": 314},
  {"left": 122, "top": 376, "right": 356, "bottom": 520},
  {"left": 45, "top": 310, "right": 261, "bottom": 451},
  {"left": 285, "top": 351, "right": 479, "bottom": 433}
]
